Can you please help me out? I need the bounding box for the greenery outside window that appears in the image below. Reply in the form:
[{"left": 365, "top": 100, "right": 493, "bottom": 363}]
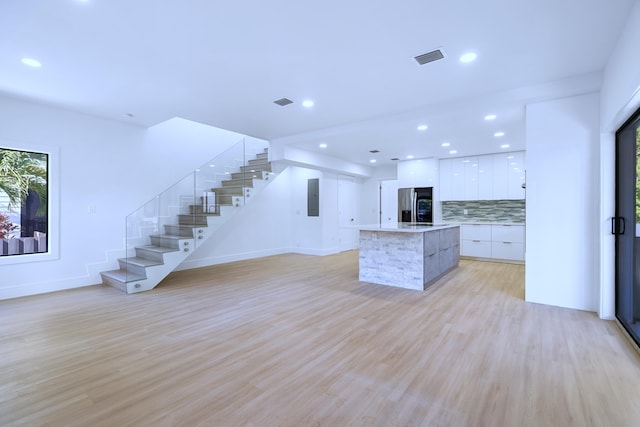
[{"left": 0, "top": 143, "right": 55, "bottom": 263}]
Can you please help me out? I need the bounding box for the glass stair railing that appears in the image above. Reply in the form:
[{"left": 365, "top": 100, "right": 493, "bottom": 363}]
[{"left": 100, "top": 137, "right": 273, "bottom": 293}]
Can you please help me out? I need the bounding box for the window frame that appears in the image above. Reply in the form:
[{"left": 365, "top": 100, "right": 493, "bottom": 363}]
[{"left": 0, "top": 139, "right": 59, "bottom": 265}]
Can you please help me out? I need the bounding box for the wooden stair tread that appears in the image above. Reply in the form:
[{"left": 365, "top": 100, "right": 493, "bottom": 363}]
[
  {"left": 150, "top": 234, "right": 188, "bottom": 240},
  {"left": 136, "top": 244, "right": 179, "bottom": 254},
  {"left": 101, "top": 147, "right": 274, "bottom": 293},
  {"left": 119, "top": 257, "right": 163, "bottom": 267},
  {"left": 101, "top": 269, "right": 145, "bottom": 283}
]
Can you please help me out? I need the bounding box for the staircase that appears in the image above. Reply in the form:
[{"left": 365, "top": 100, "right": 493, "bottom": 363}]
[{"left": 100, "top": 143, "right": 274, "bottom": 294}]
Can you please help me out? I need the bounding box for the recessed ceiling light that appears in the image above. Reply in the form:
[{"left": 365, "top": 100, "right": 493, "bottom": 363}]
[
  {"left": 319, "top": 143, "right": 327, "bottom": 148},
  {"left": 449, "top": 150, "right": 458, "bottom": 154},
  {"left": 484, "top": 114, "right": 497, "bottom": 121},
  {"left": 441, "top": 142, "right": 451, "bottom": 147},
  {"left": 407, "top": 155, "right": 414, "bottom": 159},
  {"left": 417, "top": 125, "right": 428, "bottom": 131},
  {"left": 302, "top": 100, "right": 314, "bottom": 108},
  {"left": 370, "top": 159, "right": 377, "bottom": 163},
  {"left": 501, "top": 144, "right": 510, "bottom": 149},
  {"left": 21, "top": 57, "right": 42, "bottom": 68},
  {"left": 460, "top": 52, "right": 477, "bottom": 63},
  {"left": 494, "top": 131, "right": 505, "bottom": 137}
]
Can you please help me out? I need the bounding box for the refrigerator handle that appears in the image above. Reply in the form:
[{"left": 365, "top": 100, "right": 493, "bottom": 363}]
[{"left": 412, "top": 191, "right": 417, "bottom": 223}]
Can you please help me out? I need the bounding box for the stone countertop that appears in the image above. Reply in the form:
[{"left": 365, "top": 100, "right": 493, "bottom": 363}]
[{"left": 356, "top": 223, "right": 460, "bottom": 233}]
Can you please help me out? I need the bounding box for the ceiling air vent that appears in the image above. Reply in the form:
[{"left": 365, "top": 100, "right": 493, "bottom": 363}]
[
  {"left": 414, "top": 49, "right": 445, "bottom": 65},
  {"left": 274, "top": 97, "right": 293, "bottom": 106},
  {"left": 369, "top": 149, "right": 380, "bottom": 153}
]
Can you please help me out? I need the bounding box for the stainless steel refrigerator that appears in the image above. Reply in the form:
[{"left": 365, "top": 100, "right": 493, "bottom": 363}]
[{"left": 398, "top": 187, "right": 433, "bottom": 223}]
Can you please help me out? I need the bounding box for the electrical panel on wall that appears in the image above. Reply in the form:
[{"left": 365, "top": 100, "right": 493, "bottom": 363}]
[{"left": 307, "top": 178, "right": 319, "bottom": 216}]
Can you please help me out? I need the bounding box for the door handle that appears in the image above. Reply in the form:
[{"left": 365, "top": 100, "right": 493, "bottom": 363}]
[{"left": 612, "top": 217, "right": 626, "bottom": 235}]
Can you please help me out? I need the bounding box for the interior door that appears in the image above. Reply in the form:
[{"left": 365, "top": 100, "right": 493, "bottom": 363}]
[
  {"left": 615, "top": 108, "right": 640, "bottom": 346},
  {"left": 380, "top": 180, "right": 398, "bottom": 225},
  {"left": 338, "top": 175, "right": 359, "bottom": 251}
]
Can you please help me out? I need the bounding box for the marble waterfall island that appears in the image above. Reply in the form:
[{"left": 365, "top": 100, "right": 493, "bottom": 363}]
[{"left": 358, "top": 224, "right": 460, "bottom": 291}]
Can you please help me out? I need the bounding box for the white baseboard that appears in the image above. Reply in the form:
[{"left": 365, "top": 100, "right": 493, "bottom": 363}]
[
  {"left": 174, "top": 247, "right": 292, "bottom": 271},
  {"left": 175, "top": 246, "right": 342, "bottom": 270},
  {"left": 0, "top": 275, "right": 99, "bottom": 300},
  {"left": 0, "top": 245, "right": 346, "bottom": 300}
]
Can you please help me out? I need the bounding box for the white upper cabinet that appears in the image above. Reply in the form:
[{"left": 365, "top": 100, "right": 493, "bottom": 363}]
[
  {"left": 463, "top": 157, "right": 479, "bottom": 200},
  {"left": 478, "top": 155, "right": 493, "bottom": 200},
  {"left": 397, "top": 158, "right": 437, "bottom": 188},
  {"left": 506, "top": 152, "right": 526, "bottom": 199},
  {"left": 439, "top": 159, "right": 452, "bottom": 201},
  {"left": 493, "top": 151, "right": 526, "bottom": 200},
  {"left": 492, "top": 153, "right": 509, "bottom": 199},
  {"left": 451, "top": 158, "right": 465, "bottom": 200},
  {"left": 440, "top": 151, "right": 525, "bottom": 201}
]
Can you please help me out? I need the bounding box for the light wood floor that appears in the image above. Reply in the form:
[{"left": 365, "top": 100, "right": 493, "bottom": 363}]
[{"left": 2, "top": 252, "right": 640, "bottom": 427}]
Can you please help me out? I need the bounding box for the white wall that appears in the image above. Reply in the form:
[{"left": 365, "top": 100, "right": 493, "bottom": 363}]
[
  {"left": 359, "top": 165, "right": 397, "bottom": 225},
  {"left": 525, "top": 92, "right": 600, "bottom": 312},
  {"left": 0, "top": 97, "right": 145, "bottom": 298},
  {"left": 175, "top": 167, "right": 293, "bottom": 270},
  {"left": 287, "top": 167, "right": 344, "bottom": 255},
  {"left": 599, "top": 1, "right": 640, "bottom": 319},
  {"left": 0, "top": 97, "right": 268, "bottom": 299}
]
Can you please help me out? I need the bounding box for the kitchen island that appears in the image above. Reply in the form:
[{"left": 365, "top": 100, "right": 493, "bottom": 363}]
[{"left": 358, "top": 223, "right": 460, "bottom": 291}]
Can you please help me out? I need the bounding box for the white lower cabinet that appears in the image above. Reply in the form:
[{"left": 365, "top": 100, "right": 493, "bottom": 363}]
[
  {"left": 491, "top": 242, "right": 525, "bottom": 260},
  {"left": 460, "top": 224, "right": 525, "bottom": 262},
  {"left": 462, "top": 240, "right": 492, "bottom": 258}
]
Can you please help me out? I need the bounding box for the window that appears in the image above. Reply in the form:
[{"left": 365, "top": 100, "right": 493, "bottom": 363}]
[{"left": 0, "top": 142, "right": 57, "bottom": 264}]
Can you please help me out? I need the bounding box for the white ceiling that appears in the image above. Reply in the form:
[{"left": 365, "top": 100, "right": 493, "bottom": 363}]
[{"left": 0, "top": 0, "right": 634, "bottom": 167}]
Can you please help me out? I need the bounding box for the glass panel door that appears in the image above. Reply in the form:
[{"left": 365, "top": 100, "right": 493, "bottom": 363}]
[{"left": 615, "top": 108, "right": 640, "bottom": 345}]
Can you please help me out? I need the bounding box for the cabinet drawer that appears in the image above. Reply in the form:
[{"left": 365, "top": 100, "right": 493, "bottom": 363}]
[
  {"left": 461, "top": 224, "right": 491, "bottom": 241},
  {"left": 491, "top": 241, "right": 524, "bottom": 261},
  {"left": 491, "top": 225, "right": 524, "bottom": 243},
  {"left": 461, "top": 240, "right": 491, "bottom": 258}
]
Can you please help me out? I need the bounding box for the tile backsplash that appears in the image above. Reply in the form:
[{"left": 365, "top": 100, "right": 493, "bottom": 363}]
[{"left": 442, "top": 200, "right": 525, "bottom": 223}]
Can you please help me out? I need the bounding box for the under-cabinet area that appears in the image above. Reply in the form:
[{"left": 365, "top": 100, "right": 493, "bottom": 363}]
[{"left": 460, "top": 223, "right": 525, "bottom": 262}]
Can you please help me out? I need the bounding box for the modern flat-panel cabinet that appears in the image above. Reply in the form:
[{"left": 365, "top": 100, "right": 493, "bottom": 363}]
[
  {"left": 506, "top": 152, "right": 526, "bottom": 199},
  {"left": 490, "top": 224, "right": 525, "bottom": 261},
  {"left": 438, "top": 226, "right": 460, "bottom": 273},
  {"left": 493, "top": 151, "right": 525, "bottom": 200},
  {"left": 451, "top": 158, "right": 465, "bottom": 200},
  {"left": 397, "top": 158, "right": 437, "bottom": 188},
  {"left": 460, "top": 224, "right": 524, "bottom": 261},
  {"left": 463, "top": 157, "right": 479, "bottom": 200},
  {"left": 440, "top": 151, "right": 525, "bottom": 201},
  {"left": 439, "top": 159, "right": 452, "bottom": 201},
  {"left": 478, "top": 155, "right": 493, "bottom": 200},
  {"left": 461, "top": 224, "right": 492, "bottom": 258}
]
